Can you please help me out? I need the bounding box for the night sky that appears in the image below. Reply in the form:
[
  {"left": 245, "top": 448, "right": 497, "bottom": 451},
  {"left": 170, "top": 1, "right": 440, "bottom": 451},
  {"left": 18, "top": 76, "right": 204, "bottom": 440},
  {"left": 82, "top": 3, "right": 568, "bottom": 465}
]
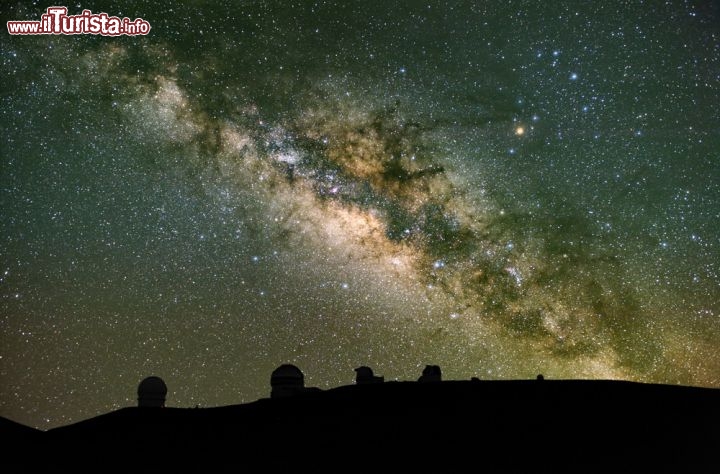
[{"left": 2, "top": 1, "right": 719, "bottom": 429}]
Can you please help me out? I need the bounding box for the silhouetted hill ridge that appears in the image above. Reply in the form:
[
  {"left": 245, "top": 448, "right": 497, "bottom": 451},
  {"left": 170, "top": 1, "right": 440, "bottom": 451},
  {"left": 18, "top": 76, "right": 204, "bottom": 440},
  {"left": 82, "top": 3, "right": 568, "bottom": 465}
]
[{"left": 4, "top": 379, "right": 718, "bottom": 472}]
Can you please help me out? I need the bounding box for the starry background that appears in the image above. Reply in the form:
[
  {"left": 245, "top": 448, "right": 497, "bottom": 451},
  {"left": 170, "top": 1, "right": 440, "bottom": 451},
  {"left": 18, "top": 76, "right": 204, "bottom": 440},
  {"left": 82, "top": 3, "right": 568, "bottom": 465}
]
[{"left": 1, "top": 1, "right": 719, "bottom": 429}]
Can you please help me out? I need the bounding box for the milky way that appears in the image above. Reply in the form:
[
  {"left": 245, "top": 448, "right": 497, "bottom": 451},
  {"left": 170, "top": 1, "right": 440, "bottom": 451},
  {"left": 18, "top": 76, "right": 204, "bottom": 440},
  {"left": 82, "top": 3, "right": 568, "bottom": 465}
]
[{"left": 1, "top": 1, "right": 719, "bottom": 429}]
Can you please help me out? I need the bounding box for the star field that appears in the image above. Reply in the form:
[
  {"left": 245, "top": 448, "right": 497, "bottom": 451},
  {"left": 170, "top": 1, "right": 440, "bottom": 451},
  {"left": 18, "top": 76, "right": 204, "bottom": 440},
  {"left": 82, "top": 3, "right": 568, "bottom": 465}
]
[{"left": 1, "top": 1, "right": 719, "bottom": 429}]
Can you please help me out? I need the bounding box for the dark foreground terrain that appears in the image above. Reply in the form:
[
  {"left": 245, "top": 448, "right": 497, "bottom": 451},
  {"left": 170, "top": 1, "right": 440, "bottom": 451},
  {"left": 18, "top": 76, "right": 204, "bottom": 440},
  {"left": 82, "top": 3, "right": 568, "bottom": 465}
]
[{"left": 3, "top": 379, "right": 718, "bottom": 472}]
